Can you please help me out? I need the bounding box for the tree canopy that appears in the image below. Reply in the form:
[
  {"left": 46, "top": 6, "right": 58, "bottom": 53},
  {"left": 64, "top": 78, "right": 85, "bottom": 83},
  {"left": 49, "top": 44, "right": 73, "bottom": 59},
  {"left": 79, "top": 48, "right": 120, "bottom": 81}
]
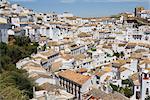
[{"left": 0, "top": 36, "right": 38, "bottom": 99}]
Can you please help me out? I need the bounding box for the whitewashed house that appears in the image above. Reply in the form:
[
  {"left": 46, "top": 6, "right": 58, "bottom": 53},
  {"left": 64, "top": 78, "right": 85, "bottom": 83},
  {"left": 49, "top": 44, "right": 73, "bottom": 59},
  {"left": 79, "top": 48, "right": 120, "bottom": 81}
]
[{"left": 56, "top": 70, "right": 94, "bottom": 100}]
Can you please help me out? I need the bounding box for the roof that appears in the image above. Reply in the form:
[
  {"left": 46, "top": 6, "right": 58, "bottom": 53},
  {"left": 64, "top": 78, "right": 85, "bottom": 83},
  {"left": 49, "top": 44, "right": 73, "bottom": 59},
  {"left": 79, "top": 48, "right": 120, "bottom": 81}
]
[
  {"left": 37, "top": 85, "right": 75, "bottom": 99},
  {"left": 126, "top": 42, "right": 150, "bottom": 49},
  {"left": 22, "top": 61, "right": 41, "bottom": 68},
  {"left": 102, "top": 66, "right": 112, "bottom": 72},
  {"left": 135, "top": 49, "right": 147, "bottom": 53},
  {"left": 29, "top": 73, "right": 51, "bottom": 79},
  {"left": 39, "top": 36, "right": 47, "bottom": 41},
  {"left": 125, "top": 42, "right": 137, "bottom": 49},
  {"left": 39, "top": 82, "right": 64, "bottom": 92},
  {"left": 77, "top": 32, "right": 92, "bottom": 38},
  {"left": 68, "top": 44, "right": 85, "bottom": 51},
  {"left": 60, "top": 53, "right": 73, "bottom": 60},
  {"left": 133, "top": 80, "right": 140, "bottom": 86},
  {"left": 104, "top": 75, "right": 111, "bottom": 81},
  {"left": 139, "top": 58, "right": 150, "bottom": 65},
  {"left": 119, "top": 66, "right": 128, "bottom": 72},
  {"left": 51, "top": 61, "right": 62, "bottom": 72},
  {"left": 84, "top": 88, "right": 129, "bottom": 100},
  {"left": 95, "top": 71, "right": 106, "bottom": 77},
  {"left": 32, "top": 56, "right": 47, "bottom": 62},
  {"left": 130, "top": 73, "right": 140, "bottom": 86},
  {"left": 58, "top": 70, "right": 91, "bottom": 85},
  {"left": 30, "top": 24, "right": 40, "bottom": 29},
  {"left": 141, "top": 10, "right": 150, "bottom": 14},
  {"left": 77, "top": 68, "right": 88, "bottom": 73},
  {"left": 66, "top": 17, "right": 77, "bottom": 20},
  {"left": 40, "top": 49, "right": 59, "bottom": 57},
  {"left": 118, "top": 43, "right": 126, "bottom": 47},
  {"left": 112, "top": 60, "right": 127, "bottom": 68},
  {"left": 131, "top": 53, "right": 142, "bottom": 59},
  {"left": 74, "top": 54, "right": 86, "bottom": 61},
  {"left": 48, "top": 41, "right": 61, "bottom": 46},
  {"left": 102, "top": 45, "right": 112, "bottom": 49},
  {"left": 22, "top": 62, "right": 46, "bottom": 72}
]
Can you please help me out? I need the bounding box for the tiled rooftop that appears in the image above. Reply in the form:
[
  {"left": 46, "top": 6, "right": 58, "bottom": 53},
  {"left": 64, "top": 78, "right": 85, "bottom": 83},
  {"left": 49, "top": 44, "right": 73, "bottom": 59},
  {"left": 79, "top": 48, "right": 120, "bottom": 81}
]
[{"left": 58, "top": 70, "right": 91, "bottom": 85}]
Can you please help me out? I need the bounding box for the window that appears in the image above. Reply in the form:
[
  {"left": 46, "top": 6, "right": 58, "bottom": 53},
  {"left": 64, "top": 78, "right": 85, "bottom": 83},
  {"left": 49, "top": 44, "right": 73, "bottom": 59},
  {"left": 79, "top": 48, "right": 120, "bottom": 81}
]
[
  {"left": 96, "top": 81, "right": 99, "bottom": 84},
  {"left": 96, "top": 76, "right": 100, "bottom": 79},
  {"left": 146, "top": 88, "right": 149, "bottom": 95},
  {"left": 136, "top": 91, "right": 140, "bottom": 99},
  {"left": 144, "top": 74, "right": 148, "bottom": 79},
  {"left": 91, "top": 80, "right": 93, "bottom": 84}
]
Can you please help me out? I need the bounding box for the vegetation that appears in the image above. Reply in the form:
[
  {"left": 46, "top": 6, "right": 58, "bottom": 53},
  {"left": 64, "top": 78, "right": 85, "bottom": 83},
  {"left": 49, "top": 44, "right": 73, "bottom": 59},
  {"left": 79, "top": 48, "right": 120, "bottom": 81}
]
[
  {"left": 122, "top": 79, "right": 133, "bottom": 87},
  {"left": 110, "top": 83, "right": 119, "bottom": 91},
  {"left": 123, "top": 87, "right": 133, "bottom": 98},
  {"left": 42, "top": 44, "right": 47, "bottom": 51},
  {"left": 0, "top": 36, "right": 38, "bottom": 99},
  {"left": 113, "top": 52, "right": 124, "bottom": 58},
  {"left": 114, "top": 32, "right": 123, "bottom": 34},
  {"left": 0, "top": 84, "right": 27, "bottom": 100},
  {"left": 110, "top": 81, "right": 134, "bottom": 98},
  {"left": 91, "top": 48, "right": 96, "bottom": 51},
  {"left": 106, "top": 52, "right": 112, "bottom": 57}
]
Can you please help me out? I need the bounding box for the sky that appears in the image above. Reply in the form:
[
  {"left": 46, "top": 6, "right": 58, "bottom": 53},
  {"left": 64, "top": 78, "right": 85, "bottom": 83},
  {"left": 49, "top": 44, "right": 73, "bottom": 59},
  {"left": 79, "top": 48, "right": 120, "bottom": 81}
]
[{"left": 10, "top": 0, "right": 150, "bottom": 17}]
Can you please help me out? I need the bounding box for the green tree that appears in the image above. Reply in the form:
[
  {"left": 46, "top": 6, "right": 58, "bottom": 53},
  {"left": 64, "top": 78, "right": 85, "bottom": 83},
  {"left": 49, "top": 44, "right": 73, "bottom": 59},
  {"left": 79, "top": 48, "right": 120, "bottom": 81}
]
[
  {"left": 0, "top": 56, "right": 11, "bottom": 72},
  {"left": 113, "top": 52, "right": 120, "bottom": 58},
  {"left": 0, "top": 71, "right": 34, "bottom": 99},
  {"left": 14, "top": 36, "right": 31, "bottom": 46},
  {"left": 0, "top": 42, "right": 8, "bottom": 55},
  {"left": 91, "top": 48, "right": 96, "bottom": 51},
  {"left": 110, "top": 83, "right": 119, "bottom": 91},
  {"left": 0, "top": 84, "right": 28, "bottom": 100},
  {"left": 42, "top": 44, "right": 47, "bottom": 51},
  {"left": 7, "top": 45, "right": 22, "bottom": 63},
  {"left": 0, "top": 36, "right": 38, "bottom": 99},
  {"left": 122, "top": 79, "right": 133, "bottom": 87},
  {"left": 123, "top": 87, "right": 133, "bottom": 98}
]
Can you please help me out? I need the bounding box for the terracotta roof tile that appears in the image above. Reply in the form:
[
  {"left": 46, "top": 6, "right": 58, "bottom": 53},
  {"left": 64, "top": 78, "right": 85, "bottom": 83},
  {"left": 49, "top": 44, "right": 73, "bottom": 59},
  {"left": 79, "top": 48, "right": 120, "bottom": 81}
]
[
  {"left": 58, "top": 70, "right": 90, "bottom": 85},
  {"left": 77, "top": 68, "right": 88, "bottom": 73}
]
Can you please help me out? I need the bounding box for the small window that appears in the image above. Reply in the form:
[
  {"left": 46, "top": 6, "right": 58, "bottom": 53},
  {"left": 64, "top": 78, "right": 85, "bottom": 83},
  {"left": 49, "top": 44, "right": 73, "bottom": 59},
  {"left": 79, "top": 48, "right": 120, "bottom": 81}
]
[
  {"left": 144, "top": 74, "right": 147, "bottom": 79},
  {"left": 96, "top": 76, "right": 100, "bottom": 79},
  {"left": 96, "top": 81, "right": 99, "bottom": 84},
  {"left": 136, "top": 91, "right": 140, "bottom": 99},
  {"left": 91, "top": 80, "right": 93, "bottom": 84},
  {"left": 146, "top": 88, "right": 149, "bottom": 95}
]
